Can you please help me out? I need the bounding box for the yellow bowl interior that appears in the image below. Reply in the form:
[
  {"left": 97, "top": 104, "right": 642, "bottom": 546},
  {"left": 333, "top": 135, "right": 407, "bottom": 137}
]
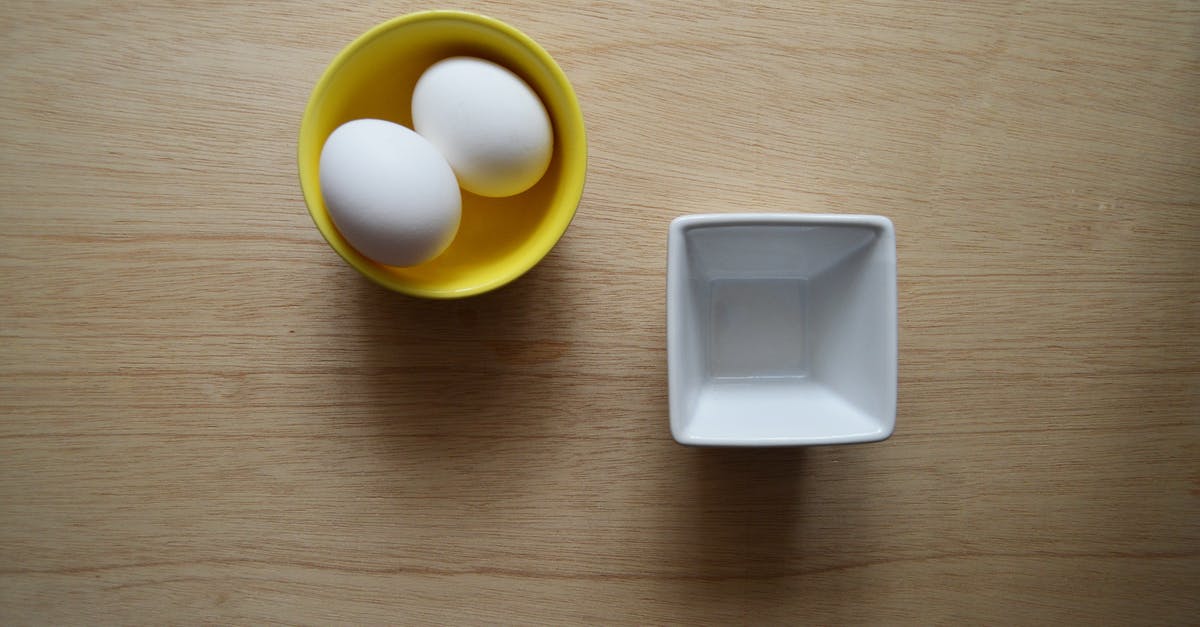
[{"left": 298, "top": 11, "right": 586, "bottom": 298}]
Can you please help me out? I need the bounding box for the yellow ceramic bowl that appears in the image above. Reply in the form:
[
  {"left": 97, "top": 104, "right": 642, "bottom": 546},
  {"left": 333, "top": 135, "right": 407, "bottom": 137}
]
[{"left": 298, "top": 11, "right": 586, "bottom": 298}]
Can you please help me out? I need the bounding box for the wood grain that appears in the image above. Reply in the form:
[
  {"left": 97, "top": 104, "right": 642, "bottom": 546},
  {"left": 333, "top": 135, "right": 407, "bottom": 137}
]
[{"left": 2, "top": 0, "right": 1198, "bottom": 624}]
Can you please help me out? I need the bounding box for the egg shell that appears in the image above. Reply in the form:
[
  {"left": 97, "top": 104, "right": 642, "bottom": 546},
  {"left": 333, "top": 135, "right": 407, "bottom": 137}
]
[
  {"left": 319, "top": 119, "right": 461, "bottom": 267},
  {"left": 412, "top": 57, "right": 553, "bottom": 198}
]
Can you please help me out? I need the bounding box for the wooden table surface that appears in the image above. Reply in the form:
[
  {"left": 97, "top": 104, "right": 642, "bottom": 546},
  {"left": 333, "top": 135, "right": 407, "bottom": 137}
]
[{"left": 2, "top": 1, "right": 1198, "bottom": 624}]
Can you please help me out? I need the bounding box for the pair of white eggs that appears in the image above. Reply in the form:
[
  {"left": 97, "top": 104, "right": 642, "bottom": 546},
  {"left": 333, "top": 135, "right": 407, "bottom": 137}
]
[{"left": 319, "top": 57, "right": 553, "bottom": 267}]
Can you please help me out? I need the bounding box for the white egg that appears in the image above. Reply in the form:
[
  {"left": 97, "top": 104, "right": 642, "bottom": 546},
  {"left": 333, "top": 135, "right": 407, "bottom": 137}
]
[
  {"left": 319, "top": 119, "right": 461, "bottom": 267},
  {"left": 412, "top": 57, "right": 553, "bottom": 198}
]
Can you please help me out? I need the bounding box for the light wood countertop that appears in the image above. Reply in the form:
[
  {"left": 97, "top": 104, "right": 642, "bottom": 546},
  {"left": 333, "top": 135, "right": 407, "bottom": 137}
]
[{"left": 2, "top": 1, "right": 1197, "bottom": 623}]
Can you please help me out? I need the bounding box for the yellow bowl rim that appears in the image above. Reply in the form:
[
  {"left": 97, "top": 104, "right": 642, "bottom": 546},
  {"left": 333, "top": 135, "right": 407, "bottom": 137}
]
[{"left": 297, "top": 10, "right": 587, "bottom": 298}]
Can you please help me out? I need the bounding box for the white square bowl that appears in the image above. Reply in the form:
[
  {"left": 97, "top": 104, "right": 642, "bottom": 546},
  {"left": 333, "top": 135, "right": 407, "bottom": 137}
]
[{"left": 667, "top": 214, "right": 897, "bottom": 446}]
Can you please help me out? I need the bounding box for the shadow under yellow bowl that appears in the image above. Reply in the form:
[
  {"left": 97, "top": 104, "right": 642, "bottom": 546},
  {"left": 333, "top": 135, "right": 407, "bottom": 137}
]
[{"left": 298, "top": 11, "right": 587, "bottom": 298}]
